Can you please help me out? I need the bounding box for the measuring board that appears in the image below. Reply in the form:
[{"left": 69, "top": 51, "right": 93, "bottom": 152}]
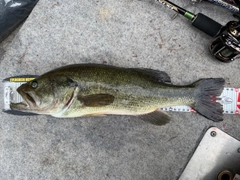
[{"left": 2, "top": 76, "right": 240, "bottom": 115}]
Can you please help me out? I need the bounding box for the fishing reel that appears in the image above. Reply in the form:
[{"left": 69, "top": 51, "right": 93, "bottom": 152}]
[
  {"left": 158, "top": 0, "right": 240, "bottom": 63},
  {"left": 210, "top": 15, "right": 240, "bottom": 62},
  {"left": 192, "top": 0, "right": 240, "bottom": 62}
]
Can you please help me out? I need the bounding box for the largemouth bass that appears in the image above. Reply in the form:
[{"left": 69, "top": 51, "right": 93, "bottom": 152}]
[{"left": 10, "top": 64, "right": 225, "bottom": 125}]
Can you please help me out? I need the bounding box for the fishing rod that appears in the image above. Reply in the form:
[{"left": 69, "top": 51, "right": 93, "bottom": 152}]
[
  {"left": 157, "top": 0, "right": 240, "bottom": 62},
  {"left": 192, "top": 0, "right": 239, "bottom": 13}
]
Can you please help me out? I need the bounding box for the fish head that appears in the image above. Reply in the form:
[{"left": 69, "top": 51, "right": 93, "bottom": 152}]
[{"left": 10, "top": 74, "right": 79, "bottom": 115}]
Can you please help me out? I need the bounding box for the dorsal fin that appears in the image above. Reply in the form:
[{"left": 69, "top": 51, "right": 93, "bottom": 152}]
[{"left": 130, "top": 68, "right": 171, "bottom": 84}]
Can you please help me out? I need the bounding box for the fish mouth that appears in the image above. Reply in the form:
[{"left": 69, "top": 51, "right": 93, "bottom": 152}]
[{"left": 10, "top": 90, "right": 40, "bottom": 111}]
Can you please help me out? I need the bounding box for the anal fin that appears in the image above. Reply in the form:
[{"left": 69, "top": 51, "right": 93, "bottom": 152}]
[{"left": 139, "top": 110, "right": 171, "bottom": 126}]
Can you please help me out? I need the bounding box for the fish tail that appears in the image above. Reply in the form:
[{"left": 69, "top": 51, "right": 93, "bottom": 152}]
[{"left": 192, "top": 78, "right": 225, "bottom": 122}]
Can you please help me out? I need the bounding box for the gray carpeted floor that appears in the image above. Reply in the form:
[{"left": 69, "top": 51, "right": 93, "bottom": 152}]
[{"left": 0, "top": 0, "right": 239, "bottom": 179}]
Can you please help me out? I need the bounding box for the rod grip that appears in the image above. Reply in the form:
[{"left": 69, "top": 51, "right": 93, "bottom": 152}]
[{"left": 192, "top": 13, "right": 222, "bottom": 37}]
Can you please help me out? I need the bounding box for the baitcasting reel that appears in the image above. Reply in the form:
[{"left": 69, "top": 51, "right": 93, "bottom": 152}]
[
  {"left": 157, "top": 0, "right": 240, "bottom": 63},
  {"left": 210, "top": 14, "right": 240, "bottom": 62}
]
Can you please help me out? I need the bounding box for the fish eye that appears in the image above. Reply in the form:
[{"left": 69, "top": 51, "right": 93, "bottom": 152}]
[{"left": 31, "top": 80, "right": 38, "bottom": 88}]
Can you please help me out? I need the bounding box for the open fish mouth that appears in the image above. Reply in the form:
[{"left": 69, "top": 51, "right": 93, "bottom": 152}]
[{"left": 10, "top": 90, "right": 40, "bottom": 111}]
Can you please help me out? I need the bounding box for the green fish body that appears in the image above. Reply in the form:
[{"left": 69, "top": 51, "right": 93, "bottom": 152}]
[{"left": 10, "top": 64, "right": 225, "bottom": 125}]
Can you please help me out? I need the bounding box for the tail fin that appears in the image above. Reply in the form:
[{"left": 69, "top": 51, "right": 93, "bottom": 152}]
[{"left": 192, "top": 78, "right": 225, "bottom": 122}]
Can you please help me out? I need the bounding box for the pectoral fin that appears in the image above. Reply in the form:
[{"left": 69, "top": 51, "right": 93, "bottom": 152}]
[
  {"left": 139, "top": 110, "right": 171, "bottom": 126},
  {"left": 77, "top": 94, "right": 114, "bottom": 107}
]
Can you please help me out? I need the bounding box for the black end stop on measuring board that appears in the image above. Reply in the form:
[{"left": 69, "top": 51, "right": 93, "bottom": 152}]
[{"left": 192, "top": 13, "right": 222, "bottom": 37}]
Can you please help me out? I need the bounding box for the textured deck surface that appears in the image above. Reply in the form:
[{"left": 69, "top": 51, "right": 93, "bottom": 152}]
[{"left": 0, "top": 0, "right": 239, "bottom": 179}]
